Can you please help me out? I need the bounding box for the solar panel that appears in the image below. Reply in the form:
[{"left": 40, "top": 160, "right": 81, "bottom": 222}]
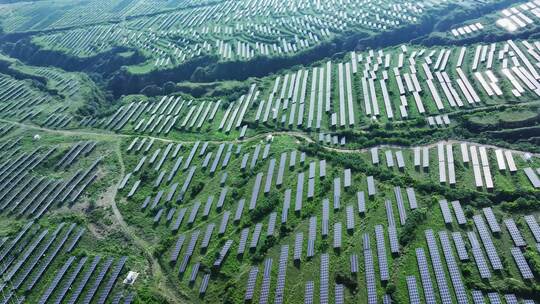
[
  {"left": 53, "top": 256, "right": 87, "bottom": 304},
  {"left": 213, "top": 240, "right": 233, "bottom": 267},
  {"left": 294, "top": 233, "right": 303, "bottom": 261},
  {"left": 170, "top": 234, "right": 186, "bottom": 263},
  {"left": 425, "top": 230, "right": 452, "bottom": 304},
  {"left": 383, "top": 294, "right": 392, "bottom": 304},
  {"left": 482, "top": 207, "right": 501, "bottom": 233},
  {"left": 415, "top": 248, "right": 436, "bottom": 304},
  {"left": 189, "top": 262, "right": 200, "bottom": 283},
  {"left": 385, "top": 150, "right": 394, "bottom": 167},
  {"left": 249, "top": 173, "right": 263, "bottom": 210},
  {"left": 333, "top": 222, "right": 342, "bottom": 249},
  {"left": 394, "top": 186, "right": 407, "bottom": 225},
  {"left": 234, "top": 199, "right": 245, "bottom": 222},
  {"left": 371, "top": 148, "right": 379, "bottom": 164},
  {"left": 467, "top": 232, "right": 491, "bottom": 279},
  {"left": 471, "top": 290, "right": 485, "bottom": 304},
  {"left": 333, "top": 193, "right": 340, "bottom": 211},
  {"left": 250, "top": 223, "right": 263, "bottom": 249},
  {"left": 199, "top": 274, "right": 210, "bottom": 295},
  {"left": 510, "top": 247, "right": 534, "bottom": 279},
  {"left": 259, "top": 258, "right": 273, "bottom": 304},
  {"left": 210, "top": 144, "right": 225, "bottom": 174},
  {"left": 244, "top": 266, "right": 259, "bottom": 300},
  {"left": 346, "top": 205, "right": 355, "bottom": 231},
  {"left": 38, "top": 256, "right": 75, "bottom": 304},
  {"left": 304, "top": 281, "right": 314, "bottom": 304},
  {"left": 438, "top": 231, "right": 468, "bottom": 304},
  {"left": 388, "top": 225, "right": 399, "bottom": 254},
  {"left": 524, "top": 215, "right": 540, "bottom": 243},
  {"left": 238, "top": 228, "right": 249, "bottom": 255},
  {"left": 451, "top": 201, "right": 466, "bottom": 225},
  {"left": 276, "top": 153, "right": 287, "bottom": 186},
  {"left": 250, "top": 144, "right": 261, "bottom": 169},
  {"left": 218, "top": 211, "right": 230, "bottom": 235},
  {"left": 171, "top": 208, "right": 186, "bottom": 232},
  {"left": 473, "top": 215, "right": 503, "bottom": 270},
  {"left": 320, "top": 253, "right": 329, "bottom": 304},
  {"left": 307, "top": 177, "right": 315, "bottom": 199},
  {"left": 439, "top": 200, "right": 452, "bottom": 224},
  {"left": 504, "top": 294, "right": 519, "bottom": 304},
  {"left": 363, "top": 234, "right": 377, "bottom": 304},
  {"left": 406, "top": 276, "right": 421, "bottom": 304},
  {"left": 274, "top": 245, "right": 289, "bottom": 304},
  {"left": 487, "top": 293, "right": 501, "bottom": 304},
  {"left": 308, "top": 162, "right": 316, "bottom": 179},
  {"left": 267, "top": 212, "right": 277, "bottom": 236},
  {"left": 385, "top": 200, "right": 396, "bottom": 227},
  {"left": 264, "top": 159, "right": 276, "bottom": 193},
  {"left": 25, "top": 223, "right": 75, "bottom": 291},
  {"left": 319, "top": 160, "right": 327, "bottom": 178},
  {"left": 289, "top": 150, "right": 297, "bottom": 168},
  {"left": 335, "top": 284, "right": 345, "bottom": 304},
  {"left": 367, "top": 176, "right": 376, "bottom": 196},
  {"left": 96, "top": 256, "right": 127, "bottom": 304},
  {"left": 504, "top": 219, "right": 526, "bottom": 247},
  {"left": 282, "top": 189, "right": 291, "bottom": 224},
  {"left": 203, "top": 196, "right": 214, "bottom": 218},
  {"left": 322, "top": 199, "right": 329, "bottom": 236},
  {"left": 307, "top": 216, "right": 316, "bottom": 257},
  {"left": 295, "top": 172, "right": 305, "bottom": 212},
  {"left": 406, "top": 188, "right": 417, "bottom": 209},
  {"left": 240, "top": 153, "right": 249, "bottom": 170},
  {"left": 81, "top": 257, "right": 113, "bottom": 304},
  {"left": 201, "top": 224, "right": 215, "bottom": 249},
  {"left": 350, "top": 253, "right": 358, "bottom": 273},
  {"left": 333, "top": 177, "right": 341, "bottom": 197},
  {"left": 357, "top": 191, "right": 366, "bottom": 214},
  {"left": 187, "top": 201, "right": 201, "bottom": 224},
  {"left": 67, "top": 256, "right": 101, "bottom": 304},
  {"left": 375, "top": 225, "right": 389, "bottom": 281},
  {"left": 344, "top": 169, "right": 351, "bottom": 188},
  {"left": 451, "top": 232, "right": 469, "bottom": 261}
]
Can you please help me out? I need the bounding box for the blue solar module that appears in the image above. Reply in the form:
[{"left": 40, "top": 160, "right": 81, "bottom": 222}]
[
  {"left": 504, "top": 219, "right": 526, "bottom": 247},
  {"left": 375, "top": 225, "right": 389, "bottom": 281},
  {"left": 38, "top": 256, "right": 75, "bottom": 304},
  {"left": 304, "top": 281, "right": 314, "bottom": 304},
  {"left": 416, "top": 248, "right": 436, "bottom": 304},
  {"left": 259, "top": 258, "right": 273, "bottom": 304},
  {"left": 96, "top": 256, "right": 127, "bottom": 304},
  {"left": 81, "top": 257, "right": 113, "bottom": 304},
  {"left": 467, "top": 232, "right": 491, "bottom": 279},
  {"left": 307, "top": 216, "right": 317, "bottom": 257},
  {"left": 473, "top": 215, "right": 502, "bottom": 270},
  {"left": 199, "top": 274, "right": 210, "bottom": 295},
  {"left": 471, "top": 290, "right": 485, "bottom": 304},
  {"left": 320, "top": 253, "right": 329, "bottom": 304},
  {"left": 406, "top": 276, "right": 421, "bottom": 304},
  {"left": 67, "top": 256, "right": 101, "bottom": 304},
  {"left": 438, "top": 231, "right": 468, "bottom": 304},
  {"left": 274, "top": 245, "right": 289, "bottom": 304},
  {"left": 425, "top": 230, "right": 452, "bottom": 304},
  {"left": 53, "top": 256, "right": 87, "bottom": 304},
  {"left": 510, "top": 247, "right": 534, "bottom": 279},
  {"left": 350, "top": 253, "right": 358, "bottom": 273},
  {"left": 244, "top": 266, "right": 259, "bottom": 301},
  {"left": 363, "top": 233, "right": 377, "bottom": 304},
  {"left": 294, "top": 233, "right": 303, "bottom": 260},
  {"left": 213, "top": 240, "right": 233, "bottom": 268}
]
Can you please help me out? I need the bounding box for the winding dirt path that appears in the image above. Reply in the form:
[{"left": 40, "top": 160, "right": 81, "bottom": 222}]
[{"left": 104, "top": 141, "right": 185, "bottom": 303}]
